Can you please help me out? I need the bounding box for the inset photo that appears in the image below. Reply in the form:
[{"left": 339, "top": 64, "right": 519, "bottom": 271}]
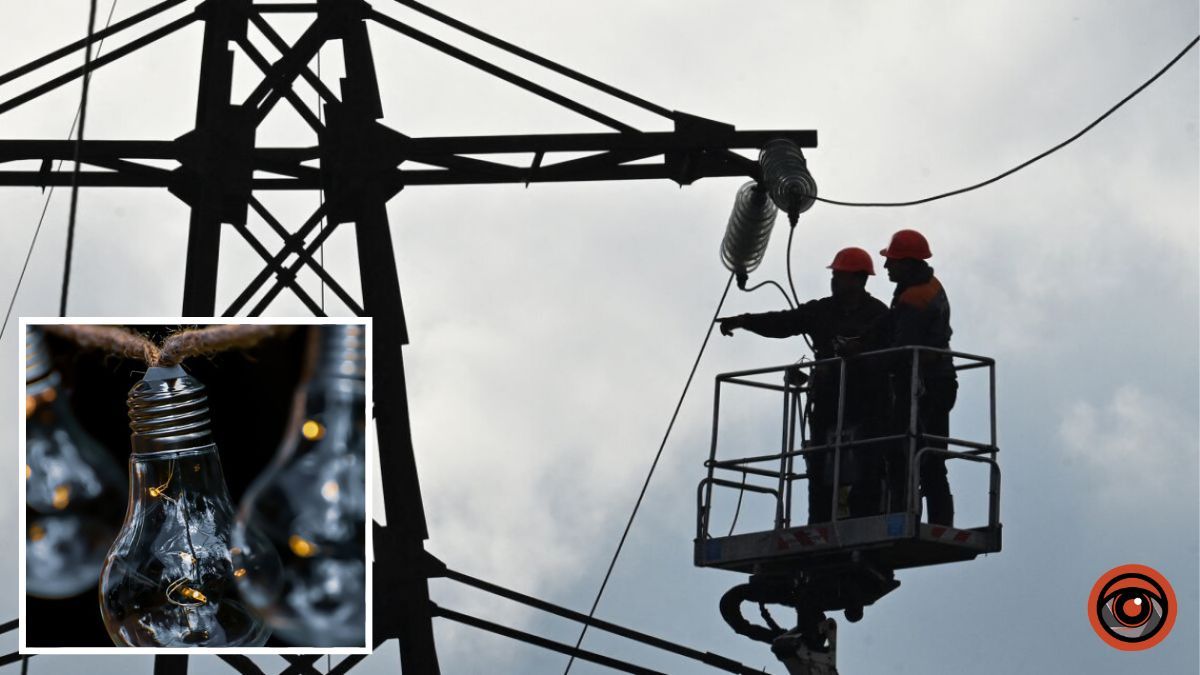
[{"left": 19, "top": 320, "right": 371, "bottom": 653}]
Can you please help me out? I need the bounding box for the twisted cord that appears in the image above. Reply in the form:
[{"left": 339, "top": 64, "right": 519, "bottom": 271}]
[
  {"left": 41, "top": 324, "right": 293, "bottom": 366},
  {"left": 157, "top": 325, "right": 293, "bottom": 366},
  {"left": 42, "top": 324, "right": 159, "bottom": 363}
]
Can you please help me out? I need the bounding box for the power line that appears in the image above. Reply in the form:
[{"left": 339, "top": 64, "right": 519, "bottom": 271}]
[
  {"left": 443, "top": 568, "right": 765, "bottom": 674},
  {"left": 387, "top": 1, "right": 1196, "bottom": 210},
  {"left": 563, "top": 273, "right": 735, "bottom": 674},
  {"left": 0, "top": 0, "right": 119, "bottom": 340},
  {"left": 60, "top": 0, "right": 101, "bottom": 315},
  {"left": 389, "top": 0, "right": 675, "bottom": 120},
  {"left": 814, "top": 33, "right": 1200, "bottom": 208}
]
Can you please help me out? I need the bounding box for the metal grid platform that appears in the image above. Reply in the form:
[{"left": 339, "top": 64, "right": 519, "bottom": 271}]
[{"left": 696, "top": 347, "right": 1003, "bottom": 579}]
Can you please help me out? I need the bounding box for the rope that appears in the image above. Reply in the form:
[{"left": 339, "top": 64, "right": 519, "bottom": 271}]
[
  {"left": 0, "top": 0, "right": 119, "bottom": 341},
  {"left": 813, "top": 33, "right": 1199, "bottom": 208},
  {"left": 563, "top": 273, "right": 735, "bottom": 674},
  {"left": 43, "top": 324, "right": 158, "bottom": 363},
  {"left": 41, "top": 324, "right": 293, "bottom": 367},
  {"left": 59, "top": 0, "right": 100, "bottom": 315}
]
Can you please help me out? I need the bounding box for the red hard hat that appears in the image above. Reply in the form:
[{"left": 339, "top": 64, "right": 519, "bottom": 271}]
[
  {"left": 827, "top": 247, "right": 875, "bottom": 275},
  {"left": 880, "top": 229, "right": 932, "bottom": 260}
]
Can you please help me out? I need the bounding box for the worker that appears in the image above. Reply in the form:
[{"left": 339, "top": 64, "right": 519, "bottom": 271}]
[
  {"left": 717, "top": 247, "right": 889, "bottom": 522},
  {"left": 878, "top": 229, "right": 957, "bottom": 526}
]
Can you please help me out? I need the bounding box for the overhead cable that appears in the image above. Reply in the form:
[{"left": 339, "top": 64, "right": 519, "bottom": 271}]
[
  {"left": 435, "top": 604, "right": 664, "bottom": 675},
  {"left": 0, "top": 0, "right": 119, "bottom": 340},
  {"left": 564, "top": 273, "right": 735, "bottom": 674},
  {"left": 389, "top": 0, "right": 675, "bottom": 120},
  {"left": 443, "top": 568, "right": 765, "bottom": 674},
  {"left": 814, "top": 33, "right": 1200, "bottom": 207},
  {"left": 385, "top": 4, "right": 1196, "bottom": 210},
  {"left": 59, "top": 0, "right": 100, "bottom": 315}
]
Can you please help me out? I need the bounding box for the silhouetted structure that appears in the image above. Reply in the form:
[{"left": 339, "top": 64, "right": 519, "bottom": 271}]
[{"left": 0, "top": 1, "right": 815, "bottom": 672}]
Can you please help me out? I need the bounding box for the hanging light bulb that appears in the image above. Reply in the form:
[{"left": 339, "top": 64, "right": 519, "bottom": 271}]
[
  {"left": 24, "top": 326, "right": 125, "bottom": 599},
  {"left": 235, "top": 325, "right": 367, "bottom": 647},
  {"left": 759, "top": 138, "right": 818, "bottom": 225},
  {"left": 721, "top": 180, "right": 779, "bottom": 287},
  {"left": 100, "top": 365, "right": 277, "bottom": 647}
]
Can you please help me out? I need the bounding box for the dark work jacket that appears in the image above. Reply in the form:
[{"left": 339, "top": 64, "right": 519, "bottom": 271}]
[
  {"left": 885, "top": 266, "right": 955, "bottom": 381},
  {"left": 736, "top": 294, "right": 889, "bottom": 433}
]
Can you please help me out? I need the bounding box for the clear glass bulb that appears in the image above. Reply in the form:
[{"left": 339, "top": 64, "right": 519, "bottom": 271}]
[
  {"left": 236, "top": 325, "right": 367, "bottom": 647},
  {"left": 25, "top": 327, "right": 125, "bottom": 599},
  {"left": 100, "top": 365, "right": 277, "bottom": 647}
]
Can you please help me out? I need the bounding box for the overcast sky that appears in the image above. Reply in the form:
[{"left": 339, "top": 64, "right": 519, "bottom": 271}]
[{"left": 1, "top": 1, "right": 1197, "bottom": 673}]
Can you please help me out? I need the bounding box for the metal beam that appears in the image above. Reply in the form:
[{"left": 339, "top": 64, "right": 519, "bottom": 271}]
[
  {"left": 246, "top": 10, "right": 340, "bottom": 104},
  {"left": 153, "top": 655, "right": 188, "bottom": 675},
  {"left": 0, "top": 12, "right": 199, "bottom": 116},
  {"left": 0, "top": 0, "right": 190, "bottom": 87},
  {"left": 389, "top": 0, "right": 674, "bottom": 119},
  {"left": 369, "top": 10, "right": 637, "bottom": 133},
  {"left": 0, "top": 128, "right": 811, "bottom": 167},
  {"left": 336, "top": 12, "right": 439, "bottom": 672},
  {"left": 217, "top": 655, "right": 266, "bottom": 675},
  {"left": 222, "top": 199, "right": 333, "bottom": 315},
  {"left": 248, "top": 197, "right": 365, "bottom": 314},
  {"left": 0, "top": 161, "right": 764, "bottom": 188},
  {"left": 442, "top": 568, "right": 764, "bottom": 675},
  {"left": 433, "top": 605, "right": 664, "bottom": 675},
  {"left": 181, "top": 0, "right": 247, "bottom": 314}
]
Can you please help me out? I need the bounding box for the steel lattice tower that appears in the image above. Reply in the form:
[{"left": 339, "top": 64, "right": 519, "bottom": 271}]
[{"left": 0, "top": 1, "right": 815, "bottom": 672}]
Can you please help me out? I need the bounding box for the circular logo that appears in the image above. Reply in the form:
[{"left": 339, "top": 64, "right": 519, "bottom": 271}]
[{"left": 1088, "top": 564, "right": 1176, "bottom": 650}]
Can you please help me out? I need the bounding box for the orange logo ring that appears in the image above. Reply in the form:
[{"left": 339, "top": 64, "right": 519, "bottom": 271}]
[{"left": 1088, "top": 564, "right": 1176, "bottom": 651}]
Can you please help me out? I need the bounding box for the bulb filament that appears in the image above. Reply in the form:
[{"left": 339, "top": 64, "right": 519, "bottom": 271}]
[
  {"left": 289, "top": 534, "right": 317, "bottom": 558},
  {"left": 151, "top": 460, "right": 207, "bottom": 612},
  {"left": 166, "top": 577, "right": 208, "bottom": 606},
  {"left": 148, "top": 460, "right": 176, "bottom": 502}
]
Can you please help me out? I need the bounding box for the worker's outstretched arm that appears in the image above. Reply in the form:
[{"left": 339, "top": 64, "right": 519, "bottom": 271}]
[{"left": 717, "top": 302, "right": 816, "bottom": 338}]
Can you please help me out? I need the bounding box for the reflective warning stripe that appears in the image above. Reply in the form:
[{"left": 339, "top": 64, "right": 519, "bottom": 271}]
[{"left": 775, "top": 526, "right": 832, "bottom": 551}]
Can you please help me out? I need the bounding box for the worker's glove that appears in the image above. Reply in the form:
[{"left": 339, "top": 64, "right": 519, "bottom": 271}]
[
  {"left": 716, "top": 315, "right": 744, "bottom": 337},
  {"left": 833, "top": 336, "right": 864, "bottom": 357},
  {"left": 784, "top": 366, "right": 809, "bottom": 386}
]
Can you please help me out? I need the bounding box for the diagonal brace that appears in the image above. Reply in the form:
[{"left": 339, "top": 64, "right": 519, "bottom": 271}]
[
  {"left": 0, "top": 0, "right": 191, "bottom": 87},
  {"left": 0, "top": 13, "right": 200, "bottom": 116},
  {"left": 236, "top": 37, "right": 325, "bottom": 134},
  {"left": 240, "top": 15, "right": 330, "bottom": 124},
  {"left": 246, "top": 11, "right": 340, "bottom": 105},
  {"left": 249, "top": 196, "right": 365, "bottom": 314},
  {"left": 231, "top": 221, "right": 326, "bottom": 316},
  {"left": 247, "top": 218, "right": 343, "bottom": 316}
]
